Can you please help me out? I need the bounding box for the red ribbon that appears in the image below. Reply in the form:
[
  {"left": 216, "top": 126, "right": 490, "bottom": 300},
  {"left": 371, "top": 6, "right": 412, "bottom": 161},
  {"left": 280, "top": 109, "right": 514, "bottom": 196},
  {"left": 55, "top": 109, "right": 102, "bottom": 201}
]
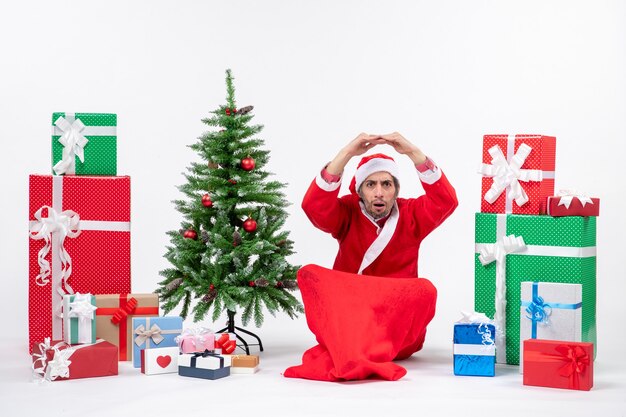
[
  {"left": 110, "top": 297, "right": 138, "bottom": 324},
  {"left": 527, "top": 343, "right": 590, "bottom": 389},
  {"left": 96, "top": 295, "right": 158, "bottom": 361},
  {"left": 215, "top": 333, "right": 236, "bottom": 354}
]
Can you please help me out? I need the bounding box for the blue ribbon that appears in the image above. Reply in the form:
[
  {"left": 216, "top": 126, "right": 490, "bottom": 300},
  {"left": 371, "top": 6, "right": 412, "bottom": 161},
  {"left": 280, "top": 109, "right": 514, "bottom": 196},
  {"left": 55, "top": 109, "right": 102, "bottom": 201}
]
[{"left": 521, "top": 282, "right": 582, "bottom": 338}]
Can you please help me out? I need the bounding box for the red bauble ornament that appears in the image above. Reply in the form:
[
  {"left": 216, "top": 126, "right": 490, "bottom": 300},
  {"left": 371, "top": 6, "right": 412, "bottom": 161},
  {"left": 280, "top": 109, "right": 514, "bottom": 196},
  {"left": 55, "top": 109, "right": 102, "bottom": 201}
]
[
  {"left": 209, "top": 284, "right": 215, "bottom": 290},
  {"left": 240, "top": 156, "right": 256, "bottom": 171},
  {"left": 276, "top": 281, "right": 284, "bottom": 288},
  {"left": 228, "top": 179, "right": 237, "bottom": 185},
  {"left": 248, "top": 281, "right": 256, "bottom": 287},
  {"left": 242, "top": 217, "right": 257, "bottom": 233},
  {"left": 225, "top": 108, "right": 231, "bottom": 116},
  {"left": 201, "top": 194, "right": 213, "bottom": 208},
  {"left": 183, "top": 229, "right": 198, "bottom": 240}
]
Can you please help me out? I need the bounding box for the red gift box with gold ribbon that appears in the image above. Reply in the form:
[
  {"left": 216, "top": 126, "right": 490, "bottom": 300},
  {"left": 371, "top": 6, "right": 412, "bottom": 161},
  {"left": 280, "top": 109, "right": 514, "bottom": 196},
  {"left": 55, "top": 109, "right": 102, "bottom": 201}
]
[
  {"left": 95, "top": 294, "right": 159, "bottom": 361},
  {"left": 28, "top": 175, "right": 131, "bottom": 352},
  {"left": 479, "top": 134, "right": 556, "bottom": 215},
  {"left": 523, "top": 339, "right": 593, "bottom": 391}
]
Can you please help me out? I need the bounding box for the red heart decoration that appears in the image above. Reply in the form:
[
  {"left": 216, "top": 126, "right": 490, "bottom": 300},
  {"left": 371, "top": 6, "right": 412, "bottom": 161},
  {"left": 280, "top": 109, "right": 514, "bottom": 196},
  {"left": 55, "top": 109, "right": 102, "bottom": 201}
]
[{"left": 156, "top": 355, "right": 172, "bottom": 368}]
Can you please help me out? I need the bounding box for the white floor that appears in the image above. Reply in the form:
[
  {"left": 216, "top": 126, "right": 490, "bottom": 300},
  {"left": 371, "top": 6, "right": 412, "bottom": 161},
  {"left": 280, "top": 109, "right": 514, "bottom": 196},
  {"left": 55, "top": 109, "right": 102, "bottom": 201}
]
[{"left": 2, "top": 332, "right": 625, "bottom": 417}]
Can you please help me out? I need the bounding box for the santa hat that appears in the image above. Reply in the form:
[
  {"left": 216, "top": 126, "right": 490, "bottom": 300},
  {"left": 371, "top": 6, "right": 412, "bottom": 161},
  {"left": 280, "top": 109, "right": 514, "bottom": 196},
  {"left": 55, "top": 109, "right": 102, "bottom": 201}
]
[{"left": 349, "top": 153, "right": 400, "bottom": 194}]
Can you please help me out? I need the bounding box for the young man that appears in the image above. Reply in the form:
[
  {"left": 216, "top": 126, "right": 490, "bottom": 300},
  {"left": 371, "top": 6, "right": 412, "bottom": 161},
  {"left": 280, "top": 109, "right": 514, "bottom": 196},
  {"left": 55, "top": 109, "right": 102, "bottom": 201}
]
[
  {"left": 302, "top": 132, "right": 458, "bottom": 278},
  {"left": 284, "top": 132, "right": 458, "bottom": 381}
]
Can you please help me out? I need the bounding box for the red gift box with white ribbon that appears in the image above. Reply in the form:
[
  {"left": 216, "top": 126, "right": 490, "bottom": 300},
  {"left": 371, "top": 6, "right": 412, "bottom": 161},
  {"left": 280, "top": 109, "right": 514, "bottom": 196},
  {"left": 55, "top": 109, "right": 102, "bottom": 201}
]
[
  {"left": 546, "top": 190, "right": 600, "bottom": 217},
  {"left": 479, "top": 134, "right": 556, "bottom": 215},
  {"left": 28, "top": 175, "right": 131, "bottom": 351},
  {"left": 523, "top": 339, "right": 593, "bottom": 391},
  {"left": 31, "top": 338, "right": 118, "bottom": 381}
]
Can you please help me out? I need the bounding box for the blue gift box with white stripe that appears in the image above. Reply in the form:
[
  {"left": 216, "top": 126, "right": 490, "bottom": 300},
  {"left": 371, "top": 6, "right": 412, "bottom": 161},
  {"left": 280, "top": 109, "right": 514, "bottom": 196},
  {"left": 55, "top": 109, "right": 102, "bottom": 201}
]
[{"left": 453, "top": 323, "right": 496, "bottom": 377}]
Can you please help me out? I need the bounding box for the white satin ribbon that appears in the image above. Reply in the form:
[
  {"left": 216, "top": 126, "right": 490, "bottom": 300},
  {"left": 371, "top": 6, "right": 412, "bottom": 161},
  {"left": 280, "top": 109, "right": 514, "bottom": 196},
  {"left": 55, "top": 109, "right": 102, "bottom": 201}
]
[
  {"left": 453, "top": 344, "right": 496, "bottom": 356},
  {"left": 66, "top": 293, "right": 97, "bottom": 343},
  {"left": 52, "top": 115, "right": 89, "bottom": 175},
  {"left": 477, "top": 234, "right": 527, "bottom": 363},
  {"left": 29, "top": 205, "right": 81, "bottom": 288},
  {"left": 479, "top": 140, "right": 543, "bottom": 212},
  {"left": 557, "top": 189, "right": 594, "bottom": 209}
]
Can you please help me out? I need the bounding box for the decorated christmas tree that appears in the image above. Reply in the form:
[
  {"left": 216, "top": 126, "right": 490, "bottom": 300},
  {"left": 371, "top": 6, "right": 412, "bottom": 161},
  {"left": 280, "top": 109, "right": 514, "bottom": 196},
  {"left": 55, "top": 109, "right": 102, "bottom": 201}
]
[{"left": 157, "top": 69, "right": 303, "bottom": 332}]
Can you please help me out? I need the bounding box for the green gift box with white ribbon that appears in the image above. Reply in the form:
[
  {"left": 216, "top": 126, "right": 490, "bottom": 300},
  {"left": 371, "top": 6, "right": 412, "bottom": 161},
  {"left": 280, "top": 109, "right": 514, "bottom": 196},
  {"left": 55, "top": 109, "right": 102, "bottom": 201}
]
[
  {"left": 63, "top": 293, "right": 97, "bottom": 345},
  {"left": 474, "top": 212, "right": 596, "bottom": 365},
  {"left": 51, "top": 112, "right": 117, "bottom": 175}
]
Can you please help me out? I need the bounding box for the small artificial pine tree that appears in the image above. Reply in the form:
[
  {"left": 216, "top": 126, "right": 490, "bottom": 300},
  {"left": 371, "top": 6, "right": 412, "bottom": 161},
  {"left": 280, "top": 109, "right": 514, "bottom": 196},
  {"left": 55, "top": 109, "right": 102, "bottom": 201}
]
[{"left": 156, "top": 69, "right": 303, "bottom": 327}]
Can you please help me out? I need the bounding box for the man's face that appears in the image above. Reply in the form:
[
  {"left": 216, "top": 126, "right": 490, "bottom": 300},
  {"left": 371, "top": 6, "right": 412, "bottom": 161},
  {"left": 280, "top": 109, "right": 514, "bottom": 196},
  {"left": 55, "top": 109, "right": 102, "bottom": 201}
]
[{"left": 358, "top": 171, "right": 398, "bottom": 219}]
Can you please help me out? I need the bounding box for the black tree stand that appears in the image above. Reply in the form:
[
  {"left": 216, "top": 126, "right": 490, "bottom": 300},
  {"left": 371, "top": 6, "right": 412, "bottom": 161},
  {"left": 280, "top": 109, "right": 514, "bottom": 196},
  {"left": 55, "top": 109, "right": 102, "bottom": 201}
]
[{"left": 216, "top": 310, "right": 264, "bottom": 355}]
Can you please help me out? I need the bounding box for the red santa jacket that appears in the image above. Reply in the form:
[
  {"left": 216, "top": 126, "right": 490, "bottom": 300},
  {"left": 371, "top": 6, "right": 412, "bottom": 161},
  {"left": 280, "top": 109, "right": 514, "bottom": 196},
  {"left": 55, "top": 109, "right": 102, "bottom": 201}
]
[{"left": 302, "top": 167, "right": 458, "bottom": 277}]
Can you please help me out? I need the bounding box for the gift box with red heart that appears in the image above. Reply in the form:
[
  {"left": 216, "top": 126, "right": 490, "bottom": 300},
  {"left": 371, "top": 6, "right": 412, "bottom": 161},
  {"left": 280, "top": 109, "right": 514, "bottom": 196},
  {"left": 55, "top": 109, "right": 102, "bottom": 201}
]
[{"left": 141, "top": 346, "right": 179, "bottom": 375}]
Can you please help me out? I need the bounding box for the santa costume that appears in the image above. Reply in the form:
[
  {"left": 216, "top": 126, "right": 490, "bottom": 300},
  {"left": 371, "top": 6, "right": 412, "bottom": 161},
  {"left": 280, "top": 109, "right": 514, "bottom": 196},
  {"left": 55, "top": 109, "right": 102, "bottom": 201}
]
[{"left": 284, "top": 153, "right": 457, "bottom": 381}]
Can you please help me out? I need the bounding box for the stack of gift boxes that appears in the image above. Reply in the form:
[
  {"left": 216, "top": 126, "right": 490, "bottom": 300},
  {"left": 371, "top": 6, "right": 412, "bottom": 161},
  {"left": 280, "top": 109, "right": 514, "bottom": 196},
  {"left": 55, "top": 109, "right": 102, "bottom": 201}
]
[
  {"left": 454, "top": 134, "right": 598, "bottom": 391},
  {"left": 29, "top": 112, "right": 259, "bottom": 382}
]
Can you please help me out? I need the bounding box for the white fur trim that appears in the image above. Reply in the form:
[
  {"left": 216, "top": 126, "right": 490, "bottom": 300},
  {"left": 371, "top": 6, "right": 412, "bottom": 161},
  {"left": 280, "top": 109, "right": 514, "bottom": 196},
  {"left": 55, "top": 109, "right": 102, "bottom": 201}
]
[
  {"left": 315, "top": 172, "right": 342, "bottom": 192},
  {"left": 357, "top": 202, "right": 399, "bottom": 274},
  {"left": 355, "top": 158, "right": 400, "bottom": 192},
  {"left": 418, "top": 166, "right": 442, "bottom": 185}
]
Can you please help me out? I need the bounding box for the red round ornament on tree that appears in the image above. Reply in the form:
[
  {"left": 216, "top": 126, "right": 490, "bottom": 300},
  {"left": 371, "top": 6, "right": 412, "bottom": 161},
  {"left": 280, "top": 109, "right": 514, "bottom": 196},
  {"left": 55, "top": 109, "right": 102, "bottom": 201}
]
[
  {"left": 242, "top": 217, "right": 257, "bottom": 233},
  {"left": 209, "top": 284, "right": 214, "bottom": 290},
  {"left": 276, "top": 281, "right": 284, "bottom": 288},
  {"left": 240, "top": 156, "right": 255, "bottom": 171},
  {"left": 201, "top": 194, "right": 213, "bottom": 208},
  {"left": 228, "top": 179, "right": 237, "bottom": 185},
  {"left": 249, "top": 280, "right": 256, "bottom": 287},
  {"left": 183, "top": 229, "right": 198, "bottom": 240}
]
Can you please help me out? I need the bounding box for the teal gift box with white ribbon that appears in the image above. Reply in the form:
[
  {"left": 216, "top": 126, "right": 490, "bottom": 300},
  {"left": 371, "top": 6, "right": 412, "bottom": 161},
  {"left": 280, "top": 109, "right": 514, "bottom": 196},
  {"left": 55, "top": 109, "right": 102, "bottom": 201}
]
[
  {"left": 131, "top": 316, "right": 183, "bottom": 368},
  {"left": 519, "top": 281, "right": 582, "bottom": 373},
  {"left": 63, "top": 293, "right": 97, "bottom": 344},
  {"left": 474, "top": 212, "right": 596, "bottom": 365},
  {"left": 51, "top": 112, "right": 117, "bottom": 175}
]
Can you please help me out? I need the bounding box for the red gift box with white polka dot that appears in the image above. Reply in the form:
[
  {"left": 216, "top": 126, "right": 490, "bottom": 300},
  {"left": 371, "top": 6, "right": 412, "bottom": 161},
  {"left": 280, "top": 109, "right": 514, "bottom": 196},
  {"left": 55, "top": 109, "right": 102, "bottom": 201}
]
[
  {"left": 480, "top": 134, "right": 556, "bottom": 215},
  {"left": 28, "top": 175, "right": 131, "bottom": 352}
]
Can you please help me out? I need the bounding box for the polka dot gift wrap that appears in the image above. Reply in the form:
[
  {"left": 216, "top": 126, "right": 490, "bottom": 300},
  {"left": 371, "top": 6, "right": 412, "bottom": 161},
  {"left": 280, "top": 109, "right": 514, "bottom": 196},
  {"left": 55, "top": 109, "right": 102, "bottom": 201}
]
[
  {"left": 51, "top": 112, "right": 117, "bottom": 176},
  {"left": 479, "top": 134, "right": 556, "bottom": 215},
  {"left": 28, "top": 175, "right": 131, "bottom": 352},
  {"left": 474, "top": 212, "right": 596, "bottom": 365}
]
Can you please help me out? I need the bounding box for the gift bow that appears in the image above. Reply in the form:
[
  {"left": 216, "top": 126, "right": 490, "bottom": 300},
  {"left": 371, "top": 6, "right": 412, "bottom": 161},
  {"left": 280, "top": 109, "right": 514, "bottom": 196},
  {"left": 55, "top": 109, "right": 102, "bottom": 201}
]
[
  {"left": 67, "top": 293, "right": 97, "bottom": 324},
  {"left": 29, "top": 205, "right": 81, "bottom": 289},
  {"left": 134, "top": 323, "right": 164, "bottom": 346},
  {"left": 524, "top": 294, "right": 552, "bottom": 324},
  {"left": 528, "top": 344, "right": 590, "bottom": 390},
  {"left": 32, "top": 338, "right": 73, "bottom": 382},
  {"left": 478, "top": 235, "right": 526, "bottom": 267},
  {"left": 479, "top": 144, "right": 543, "bottom": 208},
  {"left": 215, "top": 333, "right": 236, "bottom": 354},
  {"left": 111, "top": 297, "right": 138, "bottom": 324},
  {"left": 53, "top": 116, "right": 89, "bottom": 175},
  {"left": 557, "top": 189, "right": 594, "bottom": 209},
  {"left": 176, "top": 327, "right": 214, "bottom": 352}
]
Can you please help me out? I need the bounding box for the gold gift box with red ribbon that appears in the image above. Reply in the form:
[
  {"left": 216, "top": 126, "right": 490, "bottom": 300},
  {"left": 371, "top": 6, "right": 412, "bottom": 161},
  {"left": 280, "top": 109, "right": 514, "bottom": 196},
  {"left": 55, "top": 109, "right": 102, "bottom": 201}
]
[{"left": 95, "top": 294, "right": 159, "bottom": 361}]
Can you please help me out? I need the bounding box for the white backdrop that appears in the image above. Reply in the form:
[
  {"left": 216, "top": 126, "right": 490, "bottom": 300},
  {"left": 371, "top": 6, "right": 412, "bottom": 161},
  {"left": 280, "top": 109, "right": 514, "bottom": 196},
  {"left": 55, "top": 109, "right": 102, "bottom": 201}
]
[{"left": 1, "top": 1, "right": 625, "bottom": 414}]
